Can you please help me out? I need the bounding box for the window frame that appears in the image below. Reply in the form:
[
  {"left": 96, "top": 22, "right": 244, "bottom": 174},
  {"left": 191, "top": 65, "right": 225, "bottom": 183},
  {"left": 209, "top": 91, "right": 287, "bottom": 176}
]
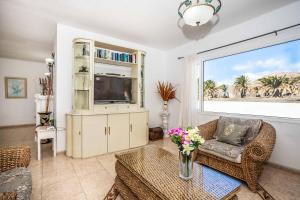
[{"left": 198, "top": 34, "right": 300, "bottom": 124}]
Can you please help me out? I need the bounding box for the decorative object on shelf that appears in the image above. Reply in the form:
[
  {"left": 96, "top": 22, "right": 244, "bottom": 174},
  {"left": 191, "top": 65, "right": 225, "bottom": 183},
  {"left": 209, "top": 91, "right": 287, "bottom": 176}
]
[
  {"left": 157, "top": 81, "right": 178, "bottom": 133},
  {"left": 178, "top": 0, "right": 222, "bottom": 26},
  {"left": 38, "top": 53, "right": 54, "bottom": 126},
  {"left": 79, "top": 65, "right": 89, "bottom": 72},
  {"left": 149, "top": 127, "right": 164, "bottom": 141},
  {"left": 5, "top": 77, "right": 27, "bottom": 98},
  {"left": 167, "top": 127, "right": 205, "bottom": 180},
  {"left": 82, "top": 44, "right": 90, "bottom": 56}
]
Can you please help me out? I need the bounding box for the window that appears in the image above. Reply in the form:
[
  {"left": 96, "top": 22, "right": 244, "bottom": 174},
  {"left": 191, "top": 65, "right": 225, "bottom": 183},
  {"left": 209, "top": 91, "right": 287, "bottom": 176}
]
[{"left": 203, "top": 39, "right": 300, "bottom": 118}]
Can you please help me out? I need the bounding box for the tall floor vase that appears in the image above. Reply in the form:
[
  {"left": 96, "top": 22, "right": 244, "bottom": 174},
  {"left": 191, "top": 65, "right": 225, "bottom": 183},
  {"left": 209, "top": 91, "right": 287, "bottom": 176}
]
[{"left": 160, "top": 101, "right": 169, "bottom": 134}]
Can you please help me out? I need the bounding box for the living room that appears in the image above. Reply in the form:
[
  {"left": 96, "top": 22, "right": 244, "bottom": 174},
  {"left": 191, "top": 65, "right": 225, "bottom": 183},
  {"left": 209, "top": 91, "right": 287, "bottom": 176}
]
[{"left": 0, "top": 0, "right": 300, "bottom": 200}]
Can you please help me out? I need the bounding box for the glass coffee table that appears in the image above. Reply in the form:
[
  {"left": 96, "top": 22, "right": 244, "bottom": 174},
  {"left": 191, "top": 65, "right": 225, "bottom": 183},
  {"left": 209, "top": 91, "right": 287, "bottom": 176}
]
[{"left": 115, "top": 145, "right": 241, "bottom": 200}]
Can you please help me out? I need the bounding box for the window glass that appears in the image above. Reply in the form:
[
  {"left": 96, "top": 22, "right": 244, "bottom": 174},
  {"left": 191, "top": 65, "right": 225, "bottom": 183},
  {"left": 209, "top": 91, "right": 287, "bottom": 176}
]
[{"left": 203, "top": 39, "right": 300, "bottom": 118}]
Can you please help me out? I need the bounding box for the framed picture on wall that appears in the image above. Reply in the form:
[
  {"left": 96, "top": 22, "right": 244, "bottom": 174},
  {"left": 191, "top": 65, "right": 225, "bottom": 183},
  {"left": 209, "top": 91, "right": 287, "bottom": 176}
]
[{"left": 5, "top": 77, "right": 27, "bottom": 98}]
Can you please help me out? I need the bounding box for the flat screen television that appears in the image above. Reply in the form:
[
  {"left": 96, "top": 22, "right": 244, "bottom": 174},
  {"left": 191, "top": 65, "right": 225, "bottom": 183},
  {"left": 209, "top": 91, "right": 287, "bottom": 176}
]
[{"left": 94, "top": 75, "right": 132, "bottom": 103}]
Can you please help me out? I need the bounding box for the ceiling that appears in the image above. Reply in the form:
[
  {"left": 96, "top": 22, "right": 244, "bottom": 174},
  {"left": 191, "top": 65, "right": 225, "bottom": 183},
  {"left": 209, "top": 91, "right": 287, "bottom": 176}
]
[{"left": 0, "top": 0, "right": 298, "bottom": 62}]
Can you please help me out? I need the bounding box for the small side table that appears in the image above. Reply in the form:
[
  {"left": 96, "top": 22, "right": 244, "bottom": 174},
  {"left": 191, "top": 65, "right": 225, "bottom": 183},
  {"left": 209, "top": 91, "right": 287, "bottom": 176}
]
[{"left": 35, "top": 126, "right": 56, "bottom": 160}]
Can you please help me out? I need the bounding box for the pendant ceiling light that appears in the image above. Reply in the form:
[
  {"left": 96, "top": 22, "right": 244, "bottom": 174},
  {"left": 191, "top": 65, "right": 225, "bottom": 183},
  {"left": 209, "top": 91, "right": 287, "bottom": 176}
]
[{"left": 178, "top": 0, "right": 221, "bottom": 26}]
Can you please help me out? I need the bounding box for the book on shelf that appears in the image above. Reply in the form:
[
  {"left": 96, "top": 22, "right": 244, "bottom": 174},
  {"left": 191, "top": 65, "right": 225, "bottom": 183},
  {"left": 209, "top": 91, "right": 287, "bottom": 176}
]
[{"left": 96, "top": 47, "right": 137, "bottom": 64}]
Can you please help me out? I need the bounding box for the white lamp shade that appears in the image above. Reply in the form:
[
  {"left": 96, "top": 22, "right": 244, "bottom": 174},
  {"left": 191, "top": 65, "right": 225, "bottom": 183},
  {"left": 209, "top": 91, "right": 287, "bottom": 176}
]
[{"left": 183, "top": 5, "right": 214, "bottom": 26}]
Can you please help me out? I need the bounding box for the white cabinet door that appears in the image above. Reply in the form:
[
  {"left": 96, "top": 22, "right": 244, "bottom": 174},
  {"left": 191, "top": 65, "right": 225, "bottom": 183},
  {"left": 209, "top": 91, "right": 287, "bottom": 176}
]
[
  {"left": 66, "top": 115, "right": 73, "bottom": 157},
  {"left": 130, "top": 112, "right": 148, "bottom": 148},
  {"left": 82, "top": 115, "right": 107, "bottom": 157},
  {"left": 107, "top": 114, "right": 129, "bottom": 152},
  {"left": 72, "top": 115, "right": 82, "bottom": 158}
]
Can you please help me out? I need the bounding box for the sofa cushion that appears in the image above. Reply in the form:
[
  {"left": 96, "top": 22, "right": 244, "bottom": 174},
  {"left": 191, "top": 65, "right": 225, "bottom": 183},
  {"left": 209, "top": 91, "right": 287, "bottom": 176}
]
[
  {"left": 216, "top": 123, "right": 249, "bottom": 146},
  {"left": 199, "top": 139, "right": 245, "bottom": 163},
  {"left": 0, "top": 167, "right": 32, "bottom": 200},
  {"left": 214, "top": 116, "right": 262, "bottom": 144}
]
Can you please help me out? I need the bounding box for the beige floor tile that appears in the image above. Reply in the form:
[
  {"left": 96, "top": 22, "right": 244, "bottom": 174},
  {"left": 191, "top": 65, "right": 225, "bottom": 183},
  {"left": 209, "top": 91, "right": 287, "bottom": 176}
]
[
  {"left": 236, "top": 184, "right": 255, "bottom": 200},
  {"left": 80, "top": 170, "right": 114, "bottom": 200},
  {"left": 73, "top": 193, "right": 88, "bottom": 200},
  {"left": 97, "top": 153, "right": 117, "bottom": 177},
  {"left": 31, "top": 189, "right": 42, "bottom": 200},
  {"left": 28, "top": 163, "right": 43, "bottom": 178},
  {"left": 29, "top": 157, "right": 43, "bottom": 167},
  {"left": 42, "top": 154, "right": 73, "bottom": 172},
  {"left": 72, "top": 157, "right": 105, "bottom": 179},
  {"left": 97, "top": 153, "right": 117, "bottom": 163},
  {"left": 259, "top": 165, "right": 300, "bottom": 199},
  {"left": 32, "top": 176, "right": 43, "bottom": 191},
  {"left": 106, "top": 167, "right": 117, "bottom": 177},
  {"left": 97, "top": 160, "right": 116, "bottom": 177},
  {"left": 42, "top": 165, "right": 77, "bottom": 186},
  {"left": 84, "top": 186, "right": 113, "bottom": 200},
  {"left": 42, "top": 177, "right": 84, "bottom": 200}
]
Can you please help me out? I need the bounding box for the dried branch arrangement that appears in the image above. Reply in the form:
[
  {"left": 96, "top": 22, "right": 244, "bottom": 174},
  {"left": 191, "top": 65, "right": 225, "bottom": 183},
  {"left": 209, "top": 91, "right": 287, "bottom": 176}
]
[
  {"left": 45, "top": 74, "right": 53, "bottom": 113},
  {"left": 39, "top": 78, "right": 48, "bottom": 95},
  {"left": 157, "top": 81, "right": 176, "bottom": 102}
]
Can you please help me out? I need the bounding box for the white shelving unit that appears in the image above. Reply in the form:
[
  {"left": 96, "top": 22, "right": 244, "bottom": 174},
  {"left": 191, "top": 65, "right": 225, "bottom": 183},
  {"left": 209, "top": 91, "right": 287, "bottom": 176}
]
[{"left": 67, "top": 38, "right": 148, "bottom": 158}]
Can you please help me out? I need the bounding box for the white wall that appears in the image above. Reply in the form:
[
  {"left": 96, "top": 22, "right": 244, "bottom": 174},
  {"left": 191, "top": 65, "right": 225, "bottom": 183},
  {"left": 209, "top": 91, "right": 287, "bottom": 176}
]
[
  {"left": 204, "top": 101, "right": 300, "bottom": 119},
  {"left": 0, "top": 58, "right": 47, "bottom": 126},
  {"left": 165, "top": 1, "right": 300, "bottom": 170},
  {"left": 55, "top": 24, "right": 167, "bottom": 150}
]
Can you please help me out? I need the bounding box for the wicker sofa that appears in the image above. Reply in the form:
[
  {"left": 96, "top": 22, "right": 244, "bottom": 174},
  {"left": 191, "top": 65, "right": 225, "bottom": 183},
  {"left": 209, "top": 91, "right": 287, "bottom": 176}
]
[
  {"left": 196, "top": 119, "right": 276, "bottom": 192},
  {"left": 0, "top": 145, "right": 31, "bottom": 200}
]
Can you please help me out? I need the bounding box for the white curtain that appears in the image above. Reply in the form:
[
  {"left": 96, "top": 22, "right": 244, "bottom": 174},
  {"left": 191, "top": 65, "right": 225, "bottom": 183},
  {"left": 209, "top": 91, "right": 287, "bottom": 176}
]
[{"left": 178, "top": 55, "right": 201, "bottom": 128}]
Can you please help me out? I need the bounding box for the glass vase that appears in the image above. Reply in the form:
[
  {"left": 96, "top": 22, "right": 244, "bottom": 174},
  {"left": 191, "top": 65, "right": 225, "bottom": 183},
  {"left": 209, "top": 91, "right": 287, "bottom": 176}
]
[{"left": 179, "top": 151, "right": 193, "bottom": 180}]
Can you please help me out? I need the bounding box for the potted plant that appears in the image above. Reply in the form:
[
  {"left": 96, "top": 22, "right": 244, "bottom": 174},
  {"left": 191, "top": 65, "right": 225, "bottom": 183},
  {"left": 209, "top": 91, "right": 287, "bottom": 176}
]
[{"left": 38, "top": 55, "right": 54, "bottom": 126}]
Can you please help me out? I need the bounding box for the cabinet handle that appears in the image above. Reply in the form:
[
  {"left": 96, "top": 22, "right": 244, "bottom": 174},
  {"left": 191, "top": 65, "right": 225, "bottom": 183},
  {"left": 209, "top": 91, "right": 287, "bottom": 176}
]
[
  {"left": 130, "top": 124, "right": 133, "bottom": 132},
  {"left": 105, "top": 127, "right": 107, "bottom": 135},
  {"left": 108, "top": 127, "right": 111, "bottom": 135},
  {"left": 79, "top": 131, "right": 81, "bottom": 135}
]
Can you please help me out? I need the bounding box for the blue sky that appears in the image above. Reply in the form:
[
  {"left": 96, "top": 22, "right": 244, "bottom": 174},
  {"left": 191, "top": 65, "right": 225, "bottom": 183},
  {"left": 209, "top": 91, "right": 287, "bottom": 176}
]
[{"left": 204, "top": 39, "right": 300, "bottom": 85}]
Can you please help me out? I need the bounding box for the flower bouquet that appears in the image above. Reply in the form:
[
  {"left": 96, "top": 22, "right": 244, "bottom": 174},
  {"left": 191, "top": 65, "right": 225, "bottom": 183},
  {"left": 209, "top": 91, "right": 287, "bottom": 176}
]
[{"left": 168, "top": 127, "right": 205, "bottom": 180}]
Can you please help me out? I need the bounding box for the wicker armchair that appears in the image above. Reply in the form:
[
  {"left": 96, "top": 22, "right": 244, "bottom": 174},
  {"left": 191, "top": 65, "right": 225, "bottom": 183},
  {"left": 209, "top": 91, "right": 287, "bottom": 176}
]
[
  {"left": 196, "top": 120, "right": 276, "bottom": 192},
  {"left": 0, "top": 145, "right": 31, "bottom": 200}
]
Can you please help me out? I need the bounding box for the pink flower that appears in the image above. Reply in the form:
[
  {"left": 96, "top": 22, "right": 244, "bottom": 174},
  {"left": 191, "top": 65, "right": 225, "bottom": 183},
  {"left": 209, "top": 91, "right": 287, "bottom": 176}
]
[
  {"left": 183, "top": 141, "right": 190, "bottom": 145},
  {"left": 181, "top": 134, "right": 191, "bottom": 145},
  {"left": 168, "top": 127, "right": 183, "bottom": 136}
]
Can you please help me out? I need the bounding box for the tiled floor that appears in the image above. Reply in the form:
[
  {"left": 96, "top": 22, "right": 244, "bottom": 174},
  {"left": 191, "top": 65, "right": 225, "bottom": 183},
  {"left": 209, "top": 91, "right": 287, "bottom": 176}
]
[{"left": 1, "top": 126, "right": 300, "bottom": 200}]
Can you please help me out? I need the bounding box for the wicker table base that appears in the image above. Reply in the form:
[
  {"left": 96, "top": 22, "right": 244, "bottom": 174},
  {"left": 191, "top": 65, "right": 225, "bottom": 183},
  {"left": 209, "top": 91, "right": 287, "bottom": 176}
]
[
  {"left": 115, "top": 172, "right": 238, "bottom": 200},
  {"left": 115, "top": 176, "right": 138, "bottom": 200},
  {"left": 115, "top": 146, "right": 241, "bottom": 200}
]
